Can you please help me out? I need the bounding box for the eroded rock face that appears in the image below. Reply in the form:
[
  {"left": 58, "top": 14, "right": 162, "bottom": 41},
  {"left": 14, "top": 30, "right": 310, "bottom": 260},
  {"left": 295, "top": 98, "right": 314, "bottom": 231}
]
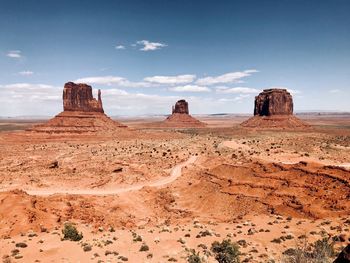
[
  {"left": 254, "top": 89, "right": 293, "bottom": 116},
  {"left": 63, "top": 82, "right": 104, "bottom": 113},
  {"left": 172, "top": 100, "right": 189, "bottom": 114},
  {"left": 334, "top": 244, "right": 350, "bottom": 263}
]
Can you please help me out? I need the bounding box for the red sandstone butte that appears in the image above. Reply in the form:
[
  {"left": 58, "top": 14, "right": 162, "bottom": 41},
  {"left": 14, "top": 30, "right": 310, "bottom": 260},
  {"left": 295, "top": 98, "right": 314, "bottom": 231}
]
[
  {"left": 28, "top": 82, "right": 127, "bottom": 133},
  {"left": 254, "top": 89, "right": 293, "bottom": 116},
  {"left": 63, "top": 82, "right": 104, "bottom": 113},
  {"left": 163, "top": 99, "right": 206, "bottom": 127},
  {"left": 241, "top": 89, "right": 309, "bottom": 129},
  {"left": 172, "top": 99, "right": 189, "bottom": 114}
]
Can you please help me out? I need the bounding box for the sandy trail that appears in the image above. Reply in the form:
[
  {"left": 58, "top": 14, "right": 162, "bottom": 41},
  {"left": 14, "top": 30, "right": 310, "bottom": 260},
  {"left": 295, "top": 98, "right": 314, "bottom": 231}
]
[{"left": 19, "top": 155, "right": 197, "bottom": 196}]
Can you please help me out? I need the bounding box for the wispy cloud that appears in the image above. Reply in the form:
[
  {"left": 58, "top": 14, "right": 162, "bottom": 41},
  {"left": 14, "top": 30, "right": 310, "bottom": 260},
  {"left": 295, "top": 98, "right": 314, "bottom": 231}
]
[
  {"left": 75, "top": 76, "right": 150, "bottom": 88},
  {"left": 6, "top": 50, "right": 22, "bottom": 58},
  {"left": 0, "top": 83, "right": 61, "bottom": 116},
  {"left": 169, "top": 85, "right": 210, "bottom": 93},
  {"left": 115, "top": 45, "right": 125, "bottom": 50},
  {"left": 196, "top": 69, "right": 258, "bottom": 85},
  {"left": 0, "top": 82, "right": 250, "bottom": 116},
  {"left": 218, "top": 94, "right": 251, "bottom": 103},
  {"left": 216, "top": 87, "right": 260, "bottom": 94},
  {"left": 19, "top": 71, "right": 34, "bottom": 76},
  {"left": 329, "top": 89, "right": 340, "bottom": 93},
  {"left": 3, "top": 83, "right": 55, "bottom": 90},
  {"left": 144, "top": 74, "right": 196, "bottom": 85},
  {"left": 136, "top": 40, "right": 167, "bottom": 51},
  {"left": 268, "top": 86, "right": 301, "bottom": 95}
]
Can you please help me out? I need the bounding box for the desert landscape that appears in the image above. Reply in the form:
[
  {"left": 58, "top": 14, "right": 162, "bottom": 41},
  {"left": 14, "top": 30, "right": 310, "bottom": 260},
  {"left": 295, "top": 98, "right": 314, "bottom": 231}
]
[
  {"left": 0, "top": 82, "right": 349, "bottom": 263},
  {"left": 1, "top": 1, "right": 350, "bottom": 262}
]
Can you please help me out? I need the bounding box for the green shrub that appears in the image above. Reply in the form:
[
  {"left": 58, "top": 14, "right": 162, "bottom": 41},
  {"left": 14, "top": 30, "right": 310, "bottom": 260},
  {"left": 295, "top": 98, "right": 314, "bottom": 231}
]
[
  {"left": 211, "top": 239, "right": 240, "bottom": 263},
  {"left": 282, "top": 237, "right": 335, "bottom": 263},
  {"left": 62, "top": 223, "right": 83, "bottom": 241},
  {"left": 187, "top": 249, "right": 202, "bottom": 263}
]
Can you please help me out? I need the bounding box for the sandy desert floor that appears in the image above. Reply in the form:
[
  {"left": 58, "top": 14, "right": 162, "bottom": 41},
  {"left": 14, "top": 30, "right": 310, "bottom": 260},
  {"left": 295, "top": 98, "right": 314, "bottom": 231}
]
[{"left": 0, "top": 114, "right": 349, "bottom": 263}]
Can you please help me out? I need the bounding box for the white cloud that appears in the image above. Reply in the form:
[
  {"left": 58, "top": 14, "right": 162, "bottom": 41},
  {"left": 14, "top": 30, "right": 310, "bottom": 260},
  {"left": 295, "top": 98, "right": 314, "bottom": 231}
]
[
  {"left": 3, "top": 83, "right": 54, "bottom": 89},
  {"left": 169, "top": 85, "right": 210, "bottom": 93},
  {"left": 267, "top": 86, "right": 301, "bottom": 95},
  {"left": 0, "top": 83, "right": 62, "bottom": 116},
  {"left": 115, "top": 45, "right": 125, "bottom": 50},
  {"left": 196, "top": 69, "right": 258, "bottom": 85},
  {"left": 329, "top": 89, "right": 340, "bottom": 93},
  {"left": 216, "top": 87, "right": 260, "bottom": 94},
  {"left": 101, "top": 89, "right": 229, "bottom": 115},
  {"left": 136, "top": 40, "right": 167, "bottom": 51},
  {"left": 19, "top": 71, "right": 34, "bottom": 76},
  {"left": 0, "top": 82, "right": 252, "bottom": 116},
  {"left": 218, "top": 94, "right": 251, "bottom": 103},
  {"left": 144, "top": 74, "right": 196, "bottom": 85},
  {"left": 75, "top": 76, "right": 150, "bottom": 88},
  {"left": 75, "top": 76, "right": 124, "bottom": 85},
  {"left": 234, "top": 94, "right": 251, "bottom": 101},
  {"left": 7, "top": 50, "right": 22, "bottom": 58}
]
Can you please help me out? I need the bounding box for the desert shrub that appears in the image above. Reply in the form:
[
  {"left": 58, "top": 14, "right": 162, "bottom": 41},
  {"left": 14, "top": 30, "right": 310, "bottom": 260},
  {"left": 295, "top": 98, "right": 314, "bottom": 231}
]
[
  {"left": 211, "top": 239, "right": 240, "bottom": 263},
  {"left": 62, "top": 223, "right": 83, "bottom": 241},
  {"left": 139, "top": 244, "right": 149, "bottom": 252},
  {"left": 132, "top": 232, "right": 142, "bottom": 242},
  {"left": 118, "top": 256, "right": 128, "bottom": 261},
  {"left": 187, "top": 249, "right": 203, "bottom": 263},
  {"left": 82, "top": 244, "right": 92, "bottom": 252},
  {"left": 15, "top": 242, "right": 27, "bottom": 248},
  {"left": 282, "top": 237, "right": 335, "bottom": 263}
]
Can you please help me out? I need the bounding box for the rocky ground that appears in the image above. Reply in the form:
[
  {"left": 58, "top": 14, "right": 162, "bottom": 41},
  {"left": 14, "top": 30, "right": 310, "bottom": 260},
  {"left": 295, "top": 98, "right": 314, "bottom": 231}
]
[{"left": 0, "top": 115, "right": 349, "bottom": 262}]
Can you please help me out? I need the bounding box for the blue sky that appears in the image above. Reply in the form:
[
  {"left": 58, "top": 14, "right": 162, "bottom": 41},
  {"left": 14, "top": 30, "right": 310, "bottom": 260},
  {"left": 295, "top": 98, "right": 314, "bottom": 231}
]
[{"left": 0, "top": 0, "right": 349, "bottom": 116}]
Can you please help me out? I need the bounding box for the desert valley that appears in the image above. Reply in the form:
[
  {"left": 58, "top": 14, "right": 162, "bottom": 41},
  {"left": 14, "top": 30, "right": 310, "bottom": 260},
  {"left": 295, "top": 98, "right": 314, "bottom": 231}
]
[
  {"left": 1, "top": 1, "right": 350, "bottom": 262},
  {"left": 0, "top": 82, "right": 349, "bottom": 263}
]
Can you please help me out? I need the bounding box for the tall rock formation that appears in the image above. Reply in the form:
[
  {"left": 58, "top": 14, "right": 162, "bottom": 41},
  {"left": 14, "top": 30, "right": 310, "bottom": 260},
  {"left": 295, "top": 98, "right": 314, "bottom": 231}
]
[
  {"left": 172, "top": 99, "right": 189, "bottom": 114},
  {"left": 254, "top": 89, "right": 293, "bottom": 116},
  {"left": 28, "top": 82, "right": 127, "bottom": 134},
  {"left": 163, "top": 99, "right": 206, "bottom": 127},
  {"left": 241, "top": 89, "right": 309, "bottom": 129},
  {"left": 63, "top": 82, "right": 104, "bottom": 113}
]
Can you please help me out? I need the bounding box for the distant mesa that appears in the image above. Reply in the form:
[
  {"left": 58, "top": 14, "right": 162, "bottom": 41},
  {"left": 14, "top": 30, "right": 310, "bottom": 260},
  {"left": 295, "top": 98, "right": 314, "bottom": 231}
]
[
  {"left": 28, "top": 82, "right": 127, "bottom": 133},
  {"left": 241, "top": 89, "right": 310, "bottom": 129},
  {"left": 163, "top": 99, "right": 206, "bottom": 127}
]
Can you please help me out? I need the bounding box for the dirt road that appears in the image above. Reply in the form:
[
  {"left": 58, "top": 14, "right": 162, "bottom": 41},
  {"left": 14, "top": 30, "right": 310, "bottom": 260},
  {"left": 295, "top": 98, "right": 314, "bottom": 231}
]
[{"left": 21, "top": 155, "right": 197, "bottom": 196}]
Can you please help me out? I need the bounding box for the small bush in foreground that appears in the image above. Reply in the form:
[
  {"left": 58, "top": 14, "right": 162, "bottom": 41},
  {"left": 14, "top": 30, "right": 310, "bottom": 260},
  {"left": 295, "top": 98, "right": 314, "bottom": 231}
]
[
  {"left": 282, "top": 237, "right": 336, "bottom": 263},
  {"left": 187, "top": 249, "right": 203, "bottom": 263},
  {"left": 139, "top": 244, "right": 149, "bottom": 252},
  {"left": 211, "top": 239, "right": 240, "bottom": 263},
  {"left": 62, "top": 223, "right": 83, "bottom": 241}
]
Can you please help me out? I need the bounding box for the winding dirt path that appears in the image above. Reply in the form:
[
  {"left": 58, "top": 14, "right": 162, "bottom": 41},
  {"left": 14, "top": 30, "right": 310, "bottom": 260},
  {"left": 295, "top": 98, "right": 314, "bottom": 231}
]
[{"left": 21, "top": 156, "right": 197, "bottom": 196}]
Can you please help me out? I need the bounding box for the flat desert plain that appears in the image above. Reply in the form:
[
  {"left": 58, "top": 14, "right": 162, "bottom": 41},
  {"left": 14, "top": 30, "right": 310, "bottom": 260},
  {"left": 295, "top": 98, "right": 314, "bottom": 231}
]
[{"left": 0, "top": 114, "right": 349, "bottom": 263}]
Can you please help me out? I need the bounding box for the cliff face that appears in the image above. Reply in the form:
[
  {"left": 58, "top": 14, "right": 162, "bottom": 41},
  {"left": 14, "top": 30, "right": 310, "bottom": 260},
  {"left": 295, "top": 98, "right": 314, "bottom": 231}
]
[
  {"left": 63, "top": 82, "right": 104, "bottom": 113},
  {"left": 241, "top": 88, "right": 310, "bottom": 129},
  {"left": 254, "top": 89, "right": 293, "bottom": 116},
  {"left": 172, "top": 100, "right": 189, "bottom": 114}
]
